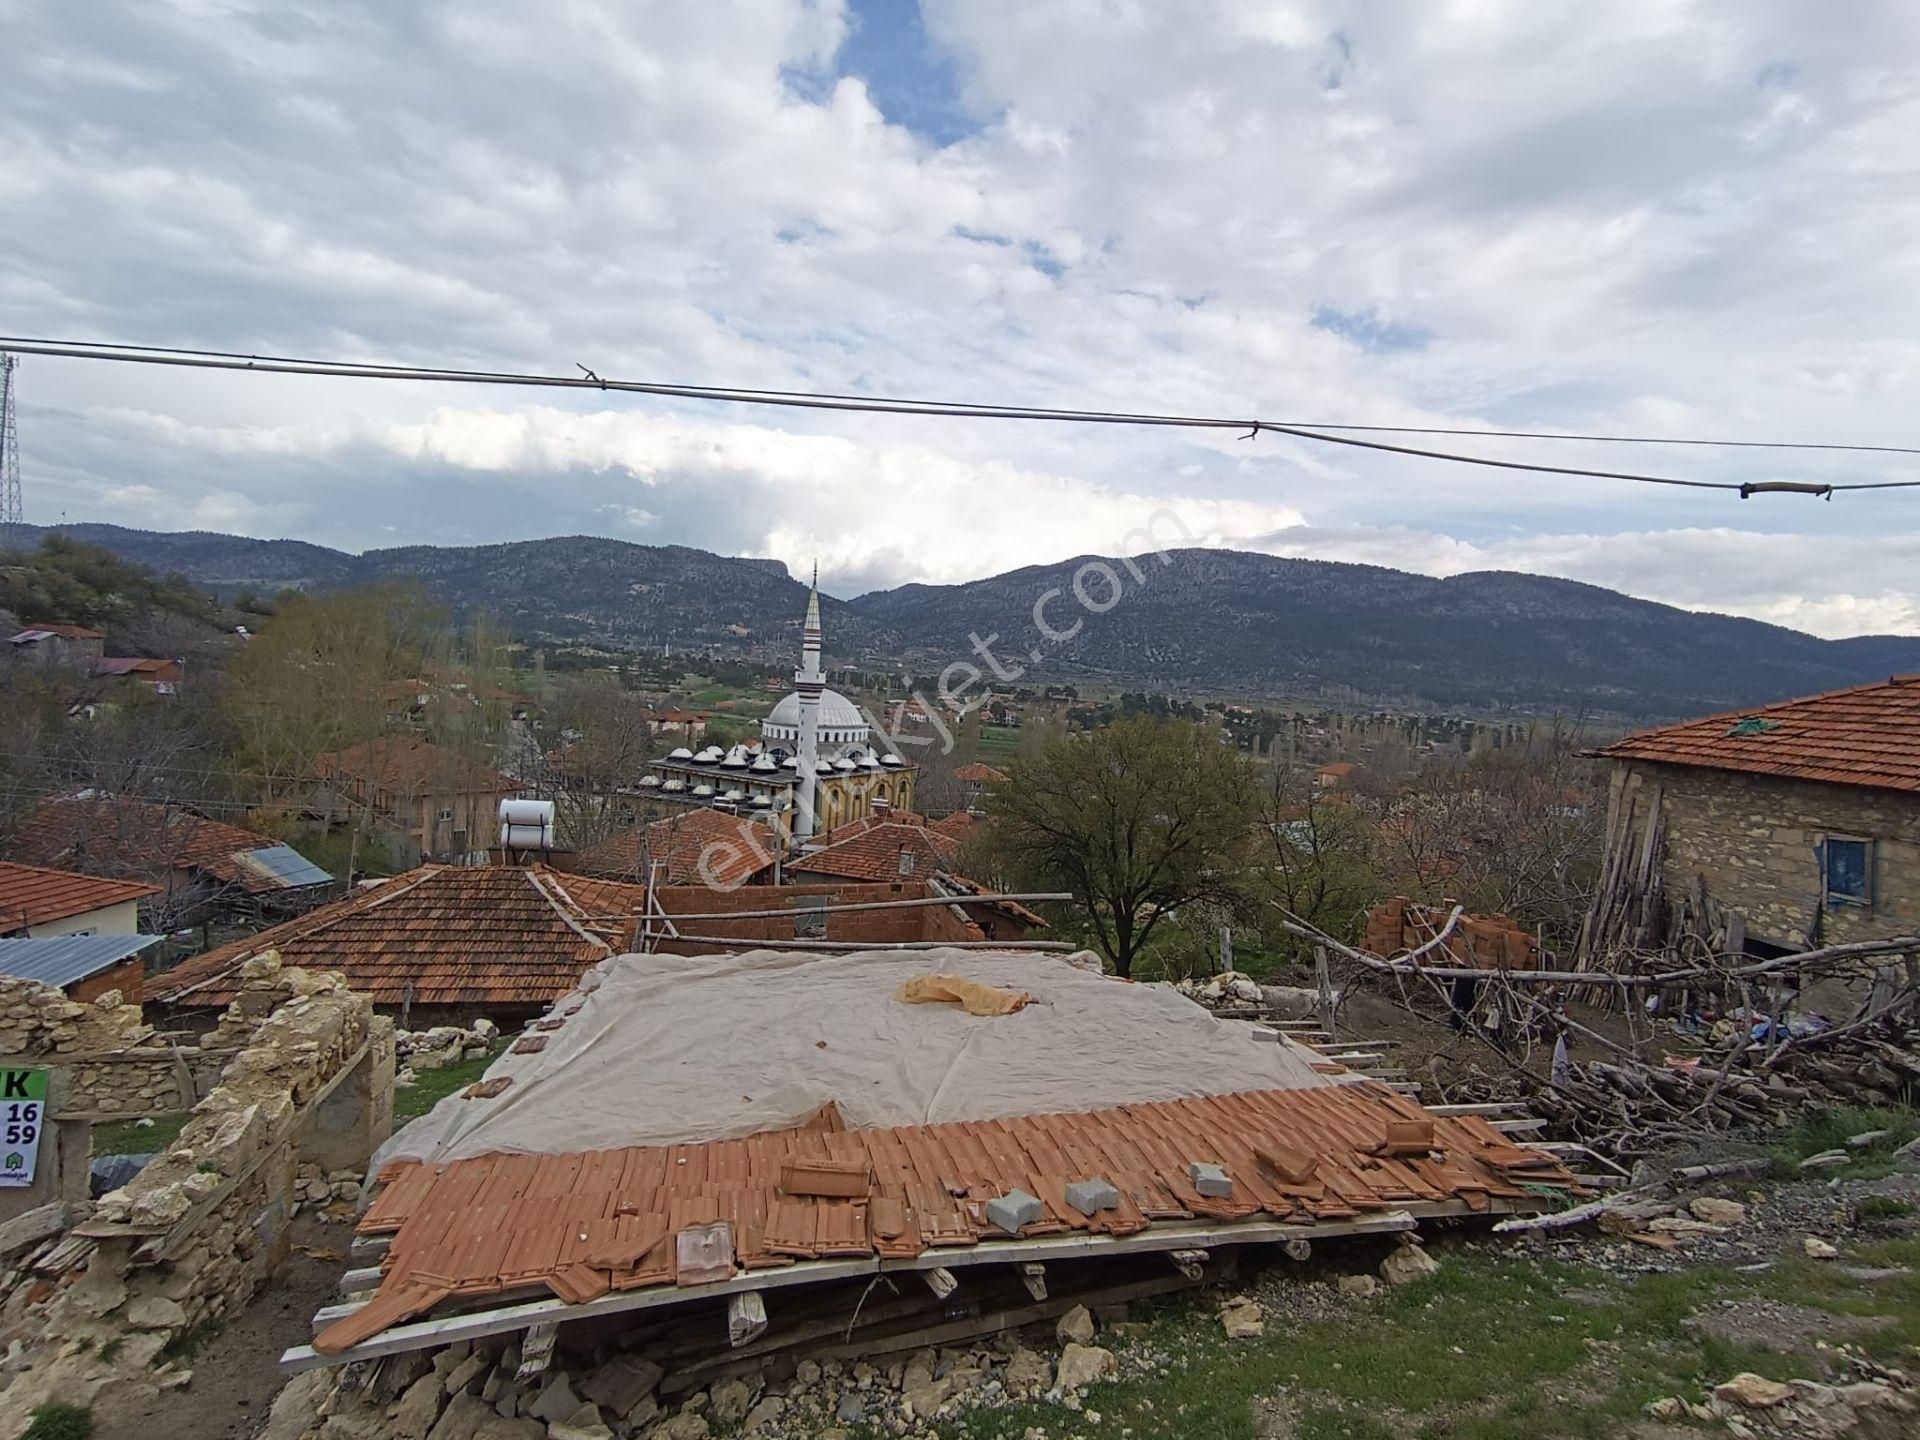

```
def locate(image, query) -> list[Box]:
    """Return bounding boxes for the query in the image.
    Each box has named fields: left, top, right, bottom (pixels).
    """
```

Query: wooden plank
left=287, top=1257, right=886, bottom=1370
left=292, top=1209, right=1444, bottom=1369
left=1425, top=1103, right=1526, bottom=1117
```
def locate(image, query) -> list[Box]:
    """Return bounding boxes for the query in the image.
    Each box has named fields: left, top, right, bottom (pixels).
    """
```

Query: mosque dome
left=763, top=688, right=868, bottom=734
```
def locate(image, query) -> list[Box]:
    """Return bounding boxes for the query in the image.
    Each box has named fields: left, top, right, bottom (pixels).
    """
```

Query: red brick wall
left=68, top=955, right=146, bottom=1005
left=649, top=881, right=987, bottom=954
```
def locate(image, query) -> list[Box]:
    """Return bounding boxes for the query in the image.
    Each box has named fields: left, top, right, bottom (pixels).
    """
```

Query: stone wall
left=0, top=976, right=236, bottom=1125
left=0, top=957, right=395, bottom=1437
left=1623, top=761, right=1920, bottom=949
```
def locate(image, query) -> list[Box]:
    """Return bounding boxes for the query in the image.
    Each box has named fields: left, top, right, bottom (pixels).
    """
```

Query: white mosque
left=638, top=570, right=915, bottom=841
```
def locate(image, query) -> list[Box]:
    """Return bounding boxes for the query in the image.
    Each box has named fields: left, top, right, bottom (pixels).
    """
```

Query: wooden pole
left=1314, top=944, right=1334, bottom=1038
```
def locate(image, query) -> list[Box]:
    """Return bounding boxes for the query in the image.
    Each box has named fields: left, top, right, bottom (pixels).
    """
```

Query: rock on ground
left=1221, top=1296, right=1266, bottom=1339
left=1054, top=1343, right=1118, bottom=1393
left=1714, top=1373, right=1795, bottom=1409
left=1381, top=1241, right=1442, bottom=1286
left=1056, top=1303, right=1096, bottom=1345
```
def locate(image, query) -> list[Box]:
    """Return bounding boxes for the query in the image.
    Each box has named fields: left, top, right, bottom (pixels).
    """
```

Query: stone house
left=1585, top=674, right=1920, bottom=956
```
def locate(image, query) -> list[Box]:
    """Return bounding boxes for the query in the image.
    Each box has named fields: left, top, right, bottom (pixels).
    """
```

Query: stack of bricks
left=1364, top=897, right=1542, bottom=970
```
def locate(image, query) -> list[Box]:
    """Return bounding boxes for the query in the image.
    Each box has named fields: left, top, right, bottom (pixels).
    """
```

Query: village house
left=952, top=760, right=1009, bottom=813
left=1586, top=674, right=1920, bottom=956
left=1315, top=760, right=1361, bottom=792
left=638, top=707, right=710, bottom=740
left=315, top=734, right=529, bottom=866
left=6, top=793, right=332, bottom=931
left=573, top=807, right=780, bottom=887
left=0, top=861, right=158, bottom=940
left=145, top=862, right=648, bottom=1026
left=786, top=813, right=963, bottom=884
left=6, top=622, right=105, bottom=666
left=88, top=655, right=184, bottom=693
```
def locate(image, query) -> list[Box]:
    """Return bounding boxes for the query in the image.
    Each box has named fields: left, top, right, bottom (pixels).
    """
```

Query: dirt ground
left=91, top=1214, right=348, bottom=1440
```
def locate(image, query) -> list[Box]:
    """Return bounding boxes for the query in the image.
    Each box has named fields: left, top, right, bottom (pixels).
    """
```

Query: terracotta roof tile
left=146, top=864, right=645, bottom=1008
left=929, top=811, right=980, bottom=842
left=0, top=861, right=160, bottom=932
left=1590, top=674, right=1920, bottom=792
left=790, top=822, right=961, bottom=883
left=578, top=809, right=777, bottom=887
left=7, top=795, right=320, bottom=896
left=323, top=1084, right=1579, bottom=1352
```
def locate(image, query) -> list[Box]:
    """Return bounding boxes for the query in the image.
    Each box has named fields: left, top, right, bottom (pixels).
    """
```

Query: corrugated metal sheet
left=0, top=933, right=161, bottom=988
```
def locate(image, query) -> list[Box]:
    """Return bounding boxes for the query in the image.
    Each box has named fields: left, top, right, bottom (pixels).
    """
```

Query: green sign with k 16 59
left=0, top=1069, right=49, bottom=1188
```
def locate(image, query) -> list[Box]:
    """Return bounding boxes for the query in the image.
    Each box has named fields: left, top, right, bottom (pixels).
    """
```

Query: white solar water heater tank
left=498, top=798, right=556, bottom=850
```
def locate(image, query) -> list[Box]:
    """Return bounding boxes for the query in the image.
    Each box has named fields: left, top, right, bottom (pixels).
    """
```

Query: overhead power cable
left=4, top=336, right=1918, bottom=497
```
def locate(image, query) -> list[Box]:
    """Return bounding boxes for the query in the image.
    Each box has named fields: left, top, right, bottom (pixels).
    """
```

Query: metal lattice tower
left=0, top=353, right=22, bottom=552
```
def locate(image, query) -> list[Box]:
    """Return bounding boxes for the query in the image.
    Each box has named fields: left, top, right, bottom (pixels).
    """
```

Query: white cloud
left=2, top=1, right=1919, bottom=636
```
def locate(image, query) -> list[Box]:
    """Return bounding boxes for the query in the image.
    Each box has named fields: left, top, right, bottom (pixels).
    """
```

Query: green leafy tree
left=990, top=716, right=1257, bottom=977
left=1254, top=761, right=1381, bottom=952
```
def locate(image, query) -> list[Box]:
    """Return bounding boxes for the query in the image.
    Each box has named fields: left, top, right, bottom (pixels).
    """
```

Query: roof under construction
left=289, top=948, right=1581, bottom=1369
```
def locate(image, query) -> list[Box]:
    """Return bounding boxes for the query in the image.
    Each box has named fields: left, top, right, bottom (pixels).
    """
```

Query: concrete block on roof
left=986, top=1187, right=1043, bottom=1234
left=1189, top=1161, right=1233, bottom=1198
left=1064, top=1178, right=1120, bottom=1216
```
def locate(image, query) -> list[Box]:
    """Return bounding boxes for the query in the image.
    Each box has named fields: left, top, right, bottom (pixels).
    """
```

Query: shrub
left=22, top=1404, right=93, bottom=1440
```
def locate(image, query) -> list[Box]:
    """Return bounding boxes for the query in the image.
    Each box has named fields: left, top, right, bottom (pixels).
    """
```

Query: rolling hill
left=16, top=524, right=1919, bottom=719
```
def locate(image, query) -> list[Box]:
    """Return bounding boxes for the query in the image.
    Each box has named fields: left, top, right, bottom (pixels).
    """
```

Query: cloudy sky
left=5, top=1, right=1919, bottom=634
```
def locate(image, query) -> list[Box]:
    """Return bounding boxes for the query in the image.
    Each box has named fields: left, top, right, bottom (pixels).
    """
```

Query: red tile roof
left=0, top=861, right=160, bottom=933
left=13, top=622, right=104, bottom=641
left=821, top=811, right=932, bottom=843
left=1589, top=674, right=1920, bottom=793
left=952, top=763, right=1009, bottom=784
left=320, top=1083, right=1577, bottom=1354
left=790, top=822, right=961, bottom=883
left=146, top=864, right=646, bottom=1008
left=91, top=657, right=182, bottom=680
left=929, top=811, right=980, bottom=842
left=578, top=810, right=778, bottom=888
left=6, top=796, right=311, bottom=895
left=316, top=735, right=525, bottom=797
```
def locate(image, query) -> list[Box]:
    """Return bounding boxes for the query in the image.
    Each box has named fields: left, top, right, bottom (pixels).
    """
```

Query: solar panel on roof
left=235, top=844, right=333, bottom=888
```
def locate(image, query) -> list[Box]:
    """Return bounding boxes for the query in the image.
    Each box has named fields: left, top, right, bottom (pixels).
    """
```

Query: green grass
left=920, top=1231, right=1920, bottom=1440
left=1857, top=1195, right=1915, bottom=1220
left=91, top=1112, right=191, bottom=1157
left=1769, top=1105, right=1920, bottom=1180
left=22, top=1403, right=92, bottom=1440
left=394, top=1041, right=509, bottom=1121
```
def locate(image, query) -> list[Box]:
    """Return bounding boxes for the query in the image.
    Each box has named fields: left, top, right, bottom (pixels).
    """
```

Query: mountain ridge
left=15, top=523, right=1919, bottom=720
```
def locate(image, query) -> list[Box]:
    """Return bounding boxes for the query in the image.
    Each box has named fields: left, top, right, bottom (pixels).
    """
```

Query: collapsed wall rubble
left=0, top=954, right=394, bottom=1436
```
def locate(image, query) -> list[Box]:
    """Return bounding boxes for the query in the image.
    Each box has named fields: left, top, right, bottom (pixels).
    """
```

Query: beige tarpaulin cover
left=380, top=948, right=1344, bottom=1167
left=893, top=972, right=1034, bottom=1015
